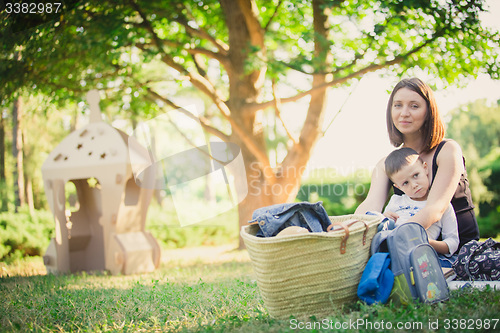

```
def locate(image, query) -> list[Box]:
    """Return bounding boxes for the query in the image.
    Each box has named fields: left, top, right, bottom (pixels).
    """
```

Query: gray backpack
left=371, top=222, right=449, bottom=304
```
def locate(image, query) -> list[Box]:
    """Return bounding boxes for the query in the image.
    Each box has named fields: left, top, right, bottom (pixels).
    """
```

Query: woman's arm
left=355, top=157, right=392, bottom=214
left=410, top=140, right=464, bottom=229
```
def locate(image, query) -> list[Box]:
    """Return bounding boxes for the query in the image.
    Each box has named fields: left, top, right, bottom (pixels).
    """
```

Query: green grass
left=1, top=250, right=500, bottom=333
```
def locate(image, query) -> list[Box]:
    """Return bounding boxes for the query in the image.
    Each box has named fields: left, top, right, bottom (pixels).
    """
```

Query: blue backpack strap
left=371, top=230, right=391, bottom=255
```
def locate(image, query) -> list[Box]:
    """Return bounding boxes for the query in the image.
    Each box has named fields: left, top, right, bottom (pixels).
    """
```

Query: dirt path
left=161, top=243, right=250, bottom=266
left=1, top=244, right=250, bottom=277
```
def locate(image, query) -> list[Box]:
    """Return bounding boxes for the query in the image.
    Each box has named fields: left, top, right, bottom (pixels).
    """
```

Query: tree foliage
left=447, top=99, right=500, bottom=203
left=476, top=147, right=500, bottom=238
left=447, top=99, right=500, bottom=237
left=1, top=0, right=499, bottom=245
left=447, top=98, right=500, bottom=159
left=2, top=0, right=498, bottom=113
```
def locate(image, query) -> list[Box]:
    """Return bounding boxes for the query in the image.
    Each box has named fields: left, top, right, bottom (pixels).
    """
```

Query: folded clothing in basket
left=249, top=202, right=331, bottom=237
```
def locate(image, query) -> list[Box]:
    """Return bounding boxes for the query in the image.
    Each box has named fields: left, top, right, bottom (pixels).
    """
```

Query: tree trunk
left=25, top=175, right=35, bottom=215
left=70, top=104, right=80, bottom=132
left=22, top=122, right=35, bottom=214
left=0, top=115, right=7, bottom=211
left=220, top=0, right=271, bottom=248
left=233, top=0, right=333, bottom=248
left=12, top=97, right=25, bottom=211
left=131, top=0, right=330, bottom=249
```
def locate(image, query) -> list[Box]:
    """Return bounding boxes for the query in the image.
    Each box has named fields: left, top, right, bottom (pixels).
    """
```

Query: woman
left=355, top=77, right=479, bottom=252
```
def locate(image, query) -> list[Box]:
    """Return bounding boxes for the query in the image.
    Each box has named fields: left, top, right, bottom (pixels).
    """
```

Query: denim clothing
left=249, top=202, right=331, bottom=237
left=438, top=254, right=458, bottom=268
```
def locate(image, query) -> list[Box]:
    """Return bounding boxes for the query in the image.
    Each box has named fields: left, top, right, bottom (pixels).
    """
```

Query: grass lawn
left=1, top=244, right=499, bottom=332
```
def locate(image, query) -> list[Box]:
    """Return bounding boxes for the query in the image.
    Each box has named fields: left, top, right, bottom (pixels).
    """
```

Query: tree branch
left=153, top=58, right=270, bottom=167
left=187, top=47, right=230, bottom=67
left=191, top=53, right=207, bottom=78
left=263, top=0, right=283, bottom=32
left=172, top=8, right=229, bottom=55
left=163, top=112, right=230, bottom=166
left=331, top=36, right=377, bottom=74
left=136, top=41, right=229, bottom=67
left=147, top=52, right=270, bottom=167
left=131, top=11, right=232, bottom=121
left=237, top=0, right=265, bottom=47
left=145, top=88, right=231, bottom=142
left=157, top=55, right=267, bottom=164
left=130, top=0, right=269, bottom=168
left=244, top=27, right=447, bottom=114
left=272, top=80, right=297, bottom=145
left=132, top=2, right=229, bottom=56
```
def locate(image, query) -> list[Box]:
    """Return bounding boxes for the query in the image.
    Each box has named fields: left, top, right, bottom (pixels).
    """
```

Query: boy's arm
left=383, top=211, right=399, bottom=221
left=428, top=239, right=451, bottom=255
left=383, top=195, right=398, bottom=213
left=438, top=204, right=460, bottom=256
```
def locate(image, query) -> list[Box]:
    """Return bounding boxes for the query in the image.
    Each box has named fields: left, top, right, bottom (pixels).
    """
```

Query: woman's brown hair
left=386, top=78, right=445, bottom=153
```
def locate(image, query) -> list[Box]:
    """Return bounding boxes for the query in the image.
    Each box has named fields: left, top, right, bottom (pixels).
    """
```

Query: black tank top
left=392, top=140, right=475, bottom=213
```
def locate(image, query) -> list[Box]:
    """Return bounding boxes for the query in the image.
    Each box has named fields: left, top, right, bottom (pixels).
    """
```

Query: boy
left=384, top=147, right=459, bottom=267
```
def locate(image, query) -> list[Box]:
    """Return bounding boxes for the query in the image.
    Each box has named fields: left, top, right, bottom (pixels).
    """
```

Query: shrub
left=477, top=210, right=500, bottom=238
left=296, top=179, right=371, bottom=216
left=0, top=202, right=239, bottom=263
left=145, top=203, right=239, bottom=249
left=477, top=148, right=500, bottom=238
left=0, top=208, right=54, bottom=261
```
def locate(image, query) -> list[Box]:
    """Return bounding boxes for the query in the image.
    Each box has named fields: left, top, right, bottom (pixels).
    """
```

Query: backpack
left=369, top=222, right=449, bottom=304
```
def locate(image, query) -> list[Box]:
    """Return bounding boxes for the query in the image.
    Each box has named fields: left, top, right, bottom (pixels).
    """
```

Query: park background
left=1, top=0, right=500, bottom=260
left=1, top=1, right=500, bottom=331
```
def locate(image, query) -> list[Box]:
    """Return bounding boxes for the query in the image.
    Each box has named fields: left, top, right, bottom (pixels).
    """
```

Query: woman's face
left=391, top=87, right=428, bottom=137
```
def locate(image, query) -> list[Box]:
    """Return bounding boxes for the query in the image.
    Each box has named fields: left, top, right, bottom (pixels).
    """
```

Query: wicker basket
left=241, top=214, right=382, bottom=319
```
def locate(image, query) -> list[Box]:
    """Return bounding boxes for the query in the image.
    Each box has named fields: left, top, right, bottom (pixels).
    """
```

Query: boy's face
left=391, top=158, right=430, bottom=201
